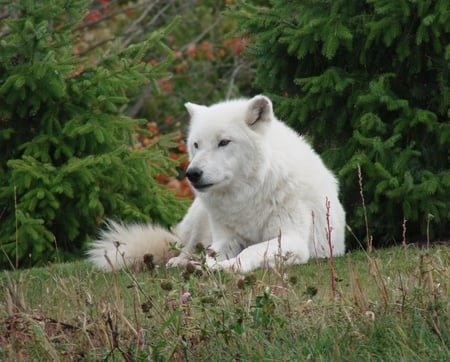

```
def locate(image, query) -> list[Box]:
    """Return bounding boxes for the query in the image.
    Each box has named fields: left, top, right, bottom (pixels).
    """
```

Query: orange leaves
left=84, top=10, right=103, bottom=23
left=157, top=78, right=173, bottom=93
left=83, top=0, right=109, bottom=23
left=223, top=38, right=250, bottom=56
left=69, top=65, right=85, bottom=77
left=186, top=43, right=197, bottom=57
left=174, top=60, right=188, bottom=74
left=217, top=48, right=226, bottom=57
left=166, top=177, right=192, bottom=198
left=135, top=122, right=193, bottom=199
left=177, top=142, right=187, bottom=154
left=172, top=38, right=249, bottom=76
left=146, top=121, right=158, bottom=135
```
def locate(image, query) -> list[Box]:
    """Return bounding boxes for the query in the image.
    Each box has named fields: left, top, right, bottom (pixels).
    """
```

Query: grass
left=0, top=245, right=449, bottom=361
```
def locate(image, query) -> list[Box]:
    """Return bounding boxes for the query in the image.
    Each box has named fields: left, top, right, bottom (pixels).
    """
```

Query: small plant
left=325, top=197, right=337, bottom=297
left=251, top=286, right=280, bottom=333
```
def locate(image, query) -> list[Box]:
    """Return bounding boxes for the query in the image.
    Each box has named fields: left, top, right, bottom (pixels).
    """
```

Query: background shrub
left=0, top=0, right=188, bottom=268
left=235, top=0, right=450, bottom=247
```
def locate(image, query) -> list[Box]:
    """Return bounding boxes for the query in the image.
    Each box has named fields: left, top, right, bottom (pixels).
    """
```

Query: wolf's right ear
left=185, top=102, right=207, bottom=118
left=246, top=95, right=273, bottom=128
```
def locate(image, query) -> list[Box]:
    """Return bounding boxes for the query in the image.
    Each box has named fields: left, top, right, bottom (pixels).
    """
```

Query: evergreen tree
left=235, top=0, right=450, bottom=246
left=0, top=0, right=187, bottom=268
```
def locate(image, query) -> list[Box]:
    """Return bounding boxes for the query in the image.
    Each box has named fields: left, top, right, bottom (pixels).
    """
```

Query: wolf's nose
left=186, top=167, right=203, bottom=183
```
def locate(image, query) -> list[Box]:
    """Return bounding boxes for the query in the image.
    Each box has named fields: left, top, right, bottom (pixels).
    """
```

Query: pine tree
left=235, top=0, right=450, bottom=246
left=0, top=0, right=187, bottom=268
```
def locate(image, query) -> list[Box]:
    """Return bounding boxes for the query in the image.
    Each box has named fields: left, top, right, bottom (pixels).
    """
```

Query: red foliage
left=84, top=10, right=103, bottom=22
left=223, top=38, right=250, bottom=56
left=135, top=122, right=193, bottom=199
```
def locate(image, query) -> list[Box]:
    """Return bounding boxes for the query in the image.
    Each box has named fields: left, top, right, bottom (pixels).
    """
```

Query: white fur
left=87, top=95, right=345, bottom=272
left=87, top=221, right=179, bottom=270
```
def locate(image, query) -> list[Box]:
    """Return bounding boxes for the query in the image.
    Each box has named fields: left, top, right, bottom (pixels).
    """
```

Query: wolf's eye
left=193, top=142, right=199, bottom=149
left=218, top=139, right=231, bottom=147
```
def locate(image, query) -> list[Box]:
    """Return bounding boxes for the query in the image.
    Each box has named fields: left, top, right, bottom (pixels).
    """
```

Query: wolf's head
left=184, top=95, right=274, bottom=193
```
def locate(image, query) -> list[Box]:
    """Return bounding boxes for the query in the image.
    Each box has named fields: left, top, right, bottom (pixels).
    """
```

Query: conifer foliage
left=0, top=0, right=186, bottom=268
left=236, top=0, right=450, bottom=246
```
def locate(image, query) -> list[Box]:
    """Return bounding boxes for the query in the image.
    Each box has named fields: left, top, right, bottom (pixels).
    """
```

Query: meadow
left=1, top=244, right=448, bottom=361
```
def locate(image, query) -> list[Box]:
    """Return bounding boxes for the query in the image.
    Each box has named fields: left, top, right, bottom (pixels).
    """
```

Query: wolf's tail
left=87, top=221, right=180, bottom=270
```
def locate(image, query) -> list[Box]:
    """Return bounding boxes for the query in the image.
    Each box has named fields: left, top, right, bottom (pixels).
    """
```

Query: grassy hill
left=1, top=245, right=448, bottom=361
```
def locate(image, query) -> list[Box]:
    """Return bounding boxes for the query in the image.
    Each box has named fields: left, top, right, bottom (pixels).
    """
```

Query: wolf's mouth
left=192, top=183, right=214, bottom=191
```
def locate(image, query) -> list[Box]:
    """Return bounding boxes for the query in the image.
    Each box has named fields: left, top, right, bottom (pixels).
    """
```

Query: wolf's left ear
left=246, top=95, right=273, bottom=127
left=185, top=102, right=207, bottom=118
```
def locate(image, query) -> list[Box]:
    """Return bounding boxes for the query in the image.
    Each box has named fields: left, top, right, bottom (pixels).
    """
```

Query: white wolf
left=88, top=95, right=346, bottom=272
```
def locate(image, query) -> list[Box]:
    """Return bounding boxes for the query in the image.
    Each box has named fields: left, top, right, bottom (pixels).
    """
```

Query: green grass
left=1, top=245, right=449, bottom=361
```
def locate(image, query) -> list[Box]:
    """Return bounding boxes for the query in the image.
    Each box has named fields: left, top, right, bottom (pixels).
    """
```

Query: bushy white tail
left=87, top=221, right=179, bottom=270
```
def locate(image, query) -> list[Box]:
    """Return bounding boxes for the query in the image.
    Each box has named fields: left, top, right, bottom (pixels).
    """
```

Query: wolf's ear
left=185, top=102, right=207, bottom=118
left=246, top=95, right=273, bottom=127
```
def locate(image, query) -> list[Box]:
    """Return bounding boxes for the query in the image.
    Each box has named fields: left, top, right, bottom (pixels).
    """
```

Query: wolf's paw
left=206, top=257, right=241, bottom=272
left=205, top=256, right=220, bottom=270
left=166, top=255, right=189, bottom=268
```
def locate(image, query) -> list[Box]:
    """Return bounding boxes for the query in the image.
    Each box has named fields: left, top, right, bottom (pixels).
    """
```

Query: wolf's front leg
left=209, top=233, right=310, bottom=273
left=167, top=198, right=212, bottom=268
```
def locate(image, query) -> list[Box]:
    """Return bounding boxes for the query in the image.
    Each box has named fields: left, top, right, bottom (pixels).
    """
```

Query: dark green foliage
left=235, top=0, right=450, bottom=246
left=0, top=0, right=187, bottom=268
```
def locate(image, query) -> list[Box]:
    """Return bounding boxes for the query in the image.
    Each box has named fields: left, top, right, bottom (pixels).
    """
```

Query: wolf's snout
left=186, top=167, right=203, bottom=183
